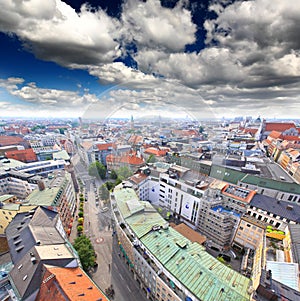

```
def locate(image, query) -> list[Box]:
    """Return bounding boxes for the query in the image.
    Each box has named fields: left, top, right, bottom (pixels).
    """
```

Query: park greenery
left=73, top=235, right=96, bottom=271
left=88, top=161, right=106, bottom=179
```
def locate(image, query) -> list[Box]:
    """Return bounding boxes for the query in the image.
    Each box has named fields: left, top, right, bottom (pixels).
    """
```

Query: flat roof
left=173, top=223, right=206, bottom=245
left=26, top=187, right=60, bottom=206
left=266, top=261, right=299, bottom=291
left=36, top=244, right=73, bottom=260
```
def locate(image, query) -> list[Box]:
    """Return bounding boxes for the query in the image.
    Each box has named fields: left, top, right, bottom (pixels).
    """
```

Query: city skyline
left=0, top=0, right=300, bottom=120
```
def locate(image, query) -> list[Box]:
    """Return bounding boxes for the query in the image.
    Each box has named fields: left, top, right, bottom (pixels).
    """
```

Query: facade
left=0, top=170, right=40, bottom=199
left=15, top=159, right=66, bottom=177
left=233, top=216, right=266, bottom=251
left=197, top=195, right=236, bottom=251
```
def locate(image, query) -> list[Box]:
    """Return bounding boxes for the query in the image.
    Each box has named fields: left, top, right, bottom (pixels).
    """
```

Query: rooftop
left=250, top=194, right=300, bottom=223
left=114, top=186, right=251, bottom=301
left=266, top=261, right=299, bottom=291
left=37, top=265, right=109, bottom=301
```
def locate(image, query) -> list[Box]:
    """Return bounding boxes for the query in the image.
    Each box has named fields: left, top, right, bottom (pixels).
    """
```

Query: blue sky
left=0, top=0, right=299, bottom=120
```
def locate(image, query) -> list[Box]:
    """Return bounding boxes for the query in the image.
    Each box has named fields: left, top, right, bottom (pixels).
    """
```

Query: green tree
left=105, top=181, right=115, bottom=191
left=199, top=126, right=204, bottom=133
left=116, top=166, right=133, bottom=180
left=146, top=154, right=157, bottom=163
left=88, top=161, right=106, bottom=179
left=73, top=235, right=95, bottom=271
left=99, top=184, right=109, bottom=200
left=110, top=170, right=118, bottom=180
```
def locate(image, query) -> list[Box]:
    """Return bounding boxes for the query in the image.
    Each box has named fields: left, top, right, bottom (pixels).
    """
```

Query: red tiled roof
left=0, top=135, right=25, bottom=147
left=244, top=128, right=258, bottom=135
left=96, top=143, right=116, bottom=151
left=5, top=148, right=37, bottom=163
left=128, top=135, right=143, bottom=144
left=172, top=130, right=199, bottom=137
left=279, top=135, right=300, bottom=142
left=265, top=122, right=296, bottom=132
left=144, top=147, right=170, bottom=156
left=268, top=131, right=282, bottom=139
left=106, top=153, right=144, bottom=165
left=36, top=266, right=109, bottom=301
left=129, top=172, right=148, bottom=184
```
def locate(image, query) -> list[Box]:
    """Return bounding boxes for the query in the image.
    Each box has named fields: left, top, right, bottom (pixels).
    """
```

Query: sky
left=0, top=0, right=300, bottom=121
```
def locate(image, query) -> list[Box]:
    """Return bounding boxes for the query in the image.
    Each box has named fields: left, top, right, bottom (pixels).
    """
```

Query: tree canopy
left=73, top=235, right=95, bottom=271
left=115, top=166, right=133, bottom=180
left=88, top=161, right=106, bottom=179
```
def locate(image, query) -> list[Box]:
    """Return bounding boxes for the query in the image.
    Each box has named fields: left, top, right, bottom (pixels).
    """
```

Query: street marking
left=119, top=274, right=124, bottom=281
left=127, top=285, right=132, bottom=293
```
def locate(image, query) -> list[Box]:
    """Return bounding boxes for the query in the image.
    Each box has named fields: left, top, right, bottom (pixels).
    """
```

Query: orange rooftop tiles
left=37, top=266, right=109, bottom=301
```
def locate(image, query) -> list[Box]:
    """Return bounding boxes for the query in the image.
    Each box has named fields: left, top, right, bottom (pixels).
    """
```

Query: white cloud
left=0, top=0, right=121, bottom=66
left=121, top=0, right=196, bottom=52
left=0, top=77, right=99, bottom=110
left=0, top=0, right=300, bottom=118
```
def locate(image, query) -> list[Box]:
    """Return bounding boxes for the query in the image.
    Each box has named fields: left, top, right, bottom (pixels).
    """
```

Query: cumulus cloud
left=121, top=0, right=196, bottom=52
left=0, top=0, right=121, bottom=66
left=0, top=77, right=99, bottom=110
left=1, top=0, right=300, bottom=118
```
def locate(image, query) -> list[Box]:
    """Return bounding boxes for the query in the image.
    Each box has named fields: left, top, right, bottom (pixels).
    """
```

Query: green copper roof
left=26, top=187, right=60, bottom=206
left=210, top=165, right=300, bottom=194
left=114, top=186, right=251, bottom=301
left=53, top=150, right=70, bottom=161
left=141, top=227, right=250, bottom=301
left=241, top=174, right=300, bottom=194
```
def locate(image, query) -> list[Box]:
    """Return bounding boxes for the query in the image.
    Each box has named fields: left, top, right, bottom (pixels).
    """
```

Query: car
left=100, top=207, right=109, bottom=212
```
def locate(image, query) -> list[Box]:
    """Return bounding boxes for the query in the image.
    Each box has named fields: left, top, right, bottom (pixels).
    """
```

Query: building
left=5, top=148, right=37, bottom=163
left=26, top=170, right=77, bottom=233
left=233, top=216, right=266, bottom=251
left=197, top=194, right=237, bottom=251
left=247, top=194, right=300, bottom=230
left=0, top=194, right=36, bottom=236
left=106, top=152, right=145, bottom=172
left=14, top=159, right=67, bottom=177
left=36, top=265, right=109, bottom=301
left=3, top=206, right=108, bottom=301
left=0, top=170, right=40, bottom=199
left=111, top=185, right=252, bottom=301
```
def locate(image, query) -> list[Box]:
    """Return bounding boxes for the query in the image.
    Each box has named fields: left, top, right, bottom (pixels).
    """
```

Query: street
left=71, top=154, right=148, bottom=301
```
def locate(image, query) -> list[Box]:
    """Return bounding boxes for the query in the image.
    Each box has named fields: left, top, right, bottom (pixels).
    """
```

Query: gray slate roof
left=6, top=207, right=64, bottom=264
left=250, top=194, right=300, bottom=223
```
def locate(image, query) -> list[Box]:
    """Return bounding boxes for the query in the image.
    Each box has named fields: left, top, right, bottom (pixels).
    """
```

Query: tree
left=116, top=166, right=133, bottom=180
left=88, top=161, right=106, bottom=179
left=99, top=184, right=109, bottom=200
left=110, top=170, right=118, bottom=180
left=73, top=235, right=95, bottom=271
left=146, top=154, right=157, bottom=163
left=105, top=181, right=115, bottom=191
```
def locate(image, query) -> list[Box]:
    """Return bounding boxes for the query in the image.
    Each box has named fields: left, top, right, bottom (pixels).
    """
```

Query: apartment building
left=26, top=170, right=77, bottom=233
left=233, top=216, right=266, bottom=251
left=197, top=195, right=236, bottom=251
left=111, top=185, right=252, bottom=301
left=0, top=170, right=40, bottom=199
left=247, top=194, right=300, bottom=231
